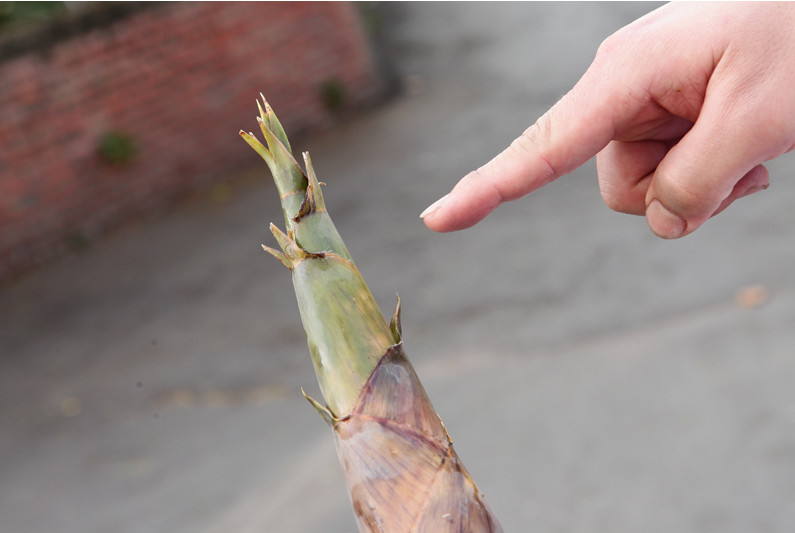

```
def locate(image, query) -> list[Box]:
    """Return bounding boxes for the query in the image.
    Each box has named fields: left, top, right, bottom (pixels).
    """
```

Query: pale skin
left=421, top=2, right=795, bottom=239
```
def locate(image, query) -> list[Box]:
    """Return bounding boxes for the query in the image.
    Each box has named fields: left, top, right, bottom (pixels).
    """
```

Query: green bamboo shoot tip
left=258, top=94, right=291, bottom=152
left=239, top=131, right=273, bottom=166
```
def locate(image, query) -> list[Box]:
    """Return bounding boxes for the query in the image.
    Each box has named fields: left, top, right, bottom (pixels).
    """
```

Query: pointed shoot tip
left=302, top=388, right=338, bottom=427
left=390, top=293, right=403, bottom=343
left=261, top=244, right=293, bottom=270
left=258, top=93, right=274, bottom=115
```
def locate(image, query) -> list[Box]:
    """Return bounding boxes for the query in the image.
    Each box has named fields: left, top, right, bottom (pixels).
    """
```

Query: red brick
left=0, top=1, right=381, bottom=280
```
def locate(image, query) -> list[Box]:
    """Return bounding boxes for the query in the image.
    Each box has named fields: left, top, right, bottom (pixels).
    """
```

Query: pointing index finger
left=421, top=81, right=617, bottom=232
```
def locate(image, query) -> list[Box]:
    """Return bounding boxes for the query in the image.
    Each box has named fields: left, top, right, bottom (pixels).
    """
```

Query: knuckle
left=596, top=151, right=647, bottom=215
left=531, top=113, right=554, bottom=147
left=654, top=171, right=714, bottom=217
left=594, top=21, right=649, bottom=72
left=595, top=33, right=621, bottom=62
left=511, top=121, right=544, bottom=155
left=600, top=185, right=642, bottom=215
left=507, top=117, right=556, bottom=180
left=594, top=25, right=635, bottom=65
left=600, top=188, right=627, bottom=212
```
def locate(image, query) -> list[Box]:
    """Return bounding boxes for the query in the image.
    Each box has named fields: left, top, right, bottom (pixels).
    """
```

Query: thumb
left=421, top=79, right=616, bottom=232
left=645, top=100, right=772, bottom=239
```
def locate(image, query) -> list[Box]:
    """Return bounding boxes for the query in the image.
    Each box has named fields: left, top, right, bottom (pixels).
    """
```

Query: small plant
left=97, top=130, right=137, bottom=164
left=0, top=1, right=67, bottom=33
left=66, top=231, right=90, bottom=252
left=319, top=78, right=346, bottom=112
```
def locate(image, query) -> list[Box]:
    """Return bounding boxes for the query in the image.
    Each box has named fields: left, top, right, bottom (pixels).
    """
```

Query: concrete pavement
left=2, top=3, right=795, bottom=532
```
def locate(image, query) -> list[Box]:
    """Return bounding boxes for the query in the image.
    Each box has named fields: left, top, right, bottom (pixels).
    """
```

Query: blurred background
left=1, top=2, right=794, bottom=532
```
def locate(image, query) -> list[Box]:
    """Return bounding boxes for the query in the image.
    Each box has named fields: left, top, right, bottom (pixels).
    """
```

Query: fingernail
left=740, top=183, right=769, bottom=199
left=420, top=194, right=449, bottom=219
left=646, top=199, right=686, bottom=239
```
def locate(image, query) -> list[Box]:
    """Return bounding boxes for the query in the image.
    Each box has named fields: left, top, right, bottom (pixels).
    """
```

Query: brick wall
left=0, top=2, right=383, bottom=281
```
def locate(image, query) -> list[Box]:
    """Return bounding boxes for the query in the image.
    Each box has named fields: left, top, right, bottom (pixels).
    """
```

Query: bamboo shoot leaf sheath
left=240, top=99, right=502, bottom=532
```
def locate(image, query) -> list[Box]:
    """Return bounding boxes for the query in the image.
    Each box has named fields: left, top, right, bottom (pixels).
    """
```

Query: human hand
left=420, top=2, right=795, bottom=238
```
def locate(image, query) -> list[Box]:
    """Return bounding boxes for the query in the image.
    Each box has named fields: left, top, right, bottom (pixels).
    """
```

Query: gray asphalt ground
left=2, top=3, right=795, bottom=532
